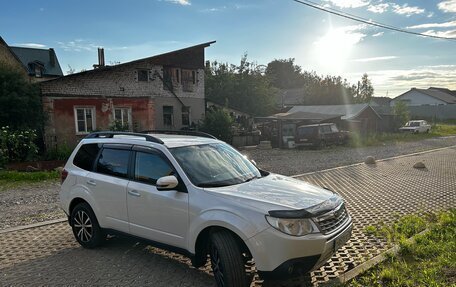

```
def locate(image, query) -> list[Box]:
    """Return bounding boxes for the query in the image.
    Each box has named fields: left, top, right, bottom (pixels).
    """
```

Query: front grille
left=314, top=204, right=349, bottom=234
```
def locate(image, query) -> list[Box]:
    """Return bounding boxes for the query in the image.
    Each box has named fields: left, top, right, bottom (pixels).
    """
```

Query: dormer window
left=35, top=66, right=42, bottom=78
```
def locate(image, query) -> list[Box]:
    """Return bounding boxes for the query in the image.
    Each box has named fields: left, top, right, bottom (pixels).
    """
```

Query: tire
left=210, top=230, right=249, bottom=287
left=70, top=202, right=105, bottom=248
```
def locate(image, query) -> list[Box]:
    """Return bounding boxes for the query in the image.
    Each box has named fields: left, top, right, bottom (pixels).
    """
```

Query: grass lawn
left=0, top=170, right=59, bottom=191
left=349, top=124, right=456, bottom=147
left=346, top=209, right=456, bottom=287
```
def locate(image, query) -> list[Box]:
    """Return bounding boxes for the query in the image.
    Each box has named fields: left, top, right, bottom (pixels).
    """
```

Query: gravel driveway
left=1, top=135, right=455, bottom=230
left=243, top=136, right=456, bottom=176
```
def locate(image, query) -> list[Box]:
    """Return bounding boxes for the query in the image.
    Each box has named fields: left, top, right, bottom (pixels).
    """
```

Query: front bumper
left=247, top=216, right=352, bottom=279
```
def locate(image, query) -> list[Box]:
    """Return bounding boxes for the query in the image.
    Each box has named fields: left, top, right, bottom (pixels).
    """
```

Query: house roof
left=267, top=111, right=341, bottom=121
left=44, top=40, right=216, bottom=82
left=395, top=88, right=456, bottom=104
left=288, top=104, right=381, bottom=120
left=369, top=96, right=391, bottom=106
left=9, top=46, right=63, bottom=76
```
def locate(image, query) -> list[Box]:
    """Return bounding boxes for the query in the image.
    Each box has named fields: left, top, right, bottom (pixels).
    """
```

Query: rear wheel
left=210, top=230, right=249, bottom=287
left=70, top=202, right=105, bottom=248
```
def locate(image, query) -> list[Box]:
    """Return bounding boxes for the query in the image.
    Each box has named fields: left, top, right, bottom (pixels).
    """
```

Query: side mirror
left=156, top=175, right=179, bottom=190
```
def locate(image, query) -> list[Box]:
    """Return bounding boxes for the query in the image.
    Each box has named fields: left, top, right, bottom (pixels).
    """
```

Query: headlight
left=265, top=216, right=315, bottom=236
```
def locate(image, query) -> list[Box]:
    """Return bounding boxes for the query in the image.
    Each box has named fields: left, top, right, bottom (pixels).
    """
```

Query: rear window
left=96, top=148, right=130, bottom=178
left=73, top=143, right=101, bottom=171
left=298, top=126, right=317, bottom=136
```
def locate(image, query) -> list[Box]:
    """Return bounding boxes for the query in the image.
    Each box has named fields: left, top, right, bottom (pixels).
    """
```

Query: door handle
left=128, top=190, right=141, bottom=197
left=87, top=180, right=97, bottom=186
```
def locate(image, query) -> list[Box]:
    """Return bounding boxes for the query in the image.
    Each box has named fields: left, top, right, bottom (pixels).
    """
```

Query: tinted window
left=298, top=126, right=317, bottom=136
left=134, top=152, right=174, bottom=185
left=73, top=143, right=101, bottom=171
left=96, top=148, right=130, bottom=178
left=320, top=125, right=331, bottom=133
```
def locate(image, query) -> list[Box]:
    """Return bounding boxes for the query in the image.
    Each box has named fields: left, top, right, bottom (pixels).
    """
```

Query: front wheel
left=210, top=230, right=249, bottom=287
left=70, top=202, right=105, bottom=248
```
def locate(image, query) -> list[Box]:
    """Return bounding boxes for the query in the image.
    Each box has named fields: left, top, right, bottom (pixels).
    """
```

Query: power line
left=291, top=0, right=456, bottom=41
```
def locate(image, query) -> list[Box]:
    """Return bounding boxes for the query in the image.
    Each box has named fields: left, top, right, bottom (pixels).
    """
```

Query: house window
left=114, top=107, right=132, bottom=130
left=182, top=70, right=196, bottom=92
left=182, top=106, right=190, bottom=126
left=137, top=69, right=149, bottom=82
left=163, top=106, right=174, bottom=127
left=35, top=66, right=42, bottom=78
left=175, top=69, right=180, bottom=83
left=74, top=107, right=95, bottom=134
left=163, top=67, right=173, bottom=90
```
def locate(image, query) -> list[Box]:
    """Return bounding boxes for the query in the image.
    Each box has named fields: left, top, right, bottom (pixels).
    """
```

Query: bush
left=201, top=107, right=233, bottom=143
left=45, top=144, right=73, bottom=161
left=0, top=126, right=38, bottom=165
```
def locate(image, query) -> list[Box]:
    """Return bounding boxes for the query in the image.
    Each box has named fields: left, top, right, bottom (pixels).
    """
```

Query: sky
left=1, top=0, right=456, bottom=98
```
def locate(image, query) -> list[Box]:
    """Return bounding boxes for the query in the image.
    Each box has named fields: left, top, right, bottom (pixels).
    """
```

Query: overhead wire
left=291, top=0, right=456, bottom=41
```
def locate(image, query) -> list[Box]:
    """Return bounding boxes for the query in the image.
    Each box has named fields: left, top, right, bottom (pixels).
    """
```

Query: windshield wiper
left=243, top=176, right=259, bottom=183
left=197, top=182, right=233, bottom=188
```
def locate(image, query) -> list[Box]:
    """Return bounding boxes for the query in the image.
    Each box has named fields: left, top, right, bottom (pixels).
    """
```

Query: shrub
left=200, top=107, right=234, bottom=143
left=0, top=126, right=38, bottom=165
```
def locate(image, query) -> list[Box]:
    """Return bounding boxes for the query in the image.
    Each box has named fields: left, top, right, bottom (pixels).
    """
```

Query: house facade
left=0, top=36, right=63, bottom=82
left=390, top=87, right=456, bottom=106
left=40, top=41, right=215, bottom=148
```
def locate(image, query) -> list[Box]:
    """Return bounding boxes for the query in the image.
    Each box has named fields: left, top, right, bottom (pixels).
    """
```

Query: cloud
left=57, top=39, right=128, bottom=52
left=346, top=65, right=456, bottom=97
left=200, top=6, right=227, bottom=13
left=367, top=3, right=389, bottom=13
left=354, top=56, right=397, bottom=62
left=427, top=12, right=434, bottom=18
left=422, top=29, right=456, bottom=38
left=322, top=0, right=370, bottom=8
left=165, top=0, right=190, bottom=5
left=392, top=3, right=425, bottom=16
left=438, top=0, right=456, bottom=13
left=372, top=31, right=384, bottom=37
left=14, top=43, right=47, bottom=48
left=407, top=20, right=456, bottom=29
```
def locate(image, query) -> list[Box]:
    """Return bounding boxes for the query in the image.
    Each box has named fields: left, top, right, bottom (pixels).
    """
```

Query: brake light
left=61, top=169, right=68, bottom=184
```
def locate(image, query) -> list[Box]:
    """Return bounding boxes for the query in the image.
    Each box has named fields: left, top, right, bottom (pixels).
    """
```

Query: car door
left=127, top=146, right=189, bottom=249
left=86, top=144, right=131, bottom=233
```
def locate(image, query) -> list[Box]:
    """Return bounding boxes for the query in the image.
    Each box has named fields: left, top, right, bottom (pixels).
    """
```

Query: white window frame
left=113, top=107, right=132, bottom=130
left=74, top=107, right=96, bottom=135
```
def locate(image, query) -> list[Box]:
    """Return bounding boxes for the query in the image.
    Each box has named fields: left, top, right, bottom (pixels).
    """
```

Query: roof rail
left=141, top=130, right=217, bottom=139
left=84, top=131, right=164, bottom=144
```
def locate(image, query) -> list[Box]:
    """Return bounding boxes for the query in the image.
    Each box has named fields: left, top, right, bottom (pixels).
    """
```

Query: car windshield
left=170, top=143, right=261, bottom=187
left=406, top=121, right=420, bottom=127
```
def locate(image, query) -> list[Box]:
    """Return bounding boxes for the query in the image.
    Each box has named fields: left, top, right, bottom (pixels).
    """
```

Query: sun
left=313, top=26, right=365, bottom=73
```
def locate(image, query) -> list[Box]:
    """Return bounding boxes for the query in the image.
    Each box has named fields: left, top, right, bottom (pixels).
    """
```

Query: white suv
left=60, top=131, right=352, bottom=286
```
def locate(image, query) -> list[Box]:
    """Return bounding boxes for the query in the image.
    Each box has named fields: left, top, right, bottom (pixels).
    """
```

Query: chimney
left=93, top=47, right=105, bottom=68
left=49, top=48, right=56, bottom=67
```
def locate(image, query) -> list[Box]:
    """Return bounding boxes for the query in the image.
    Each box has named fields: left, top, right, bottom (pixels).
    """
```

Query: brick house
left=40, top=41, right=215, bottom=148
left=0, top=36, right=63, bottom=82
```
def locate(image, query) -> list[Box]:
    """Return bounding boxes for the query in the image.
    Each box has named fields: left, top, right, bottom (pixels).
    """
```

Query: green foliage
left=109, top=120, right=131, bottom=131
left=355, top=73, right=374, bottom=103
left=266, top=58, right=303, bottom=89
left=347, top=209, right=456, bottom=287
left=205, top=54, right=277, bottom=116
left=201, top=107, right=233, bottom=143
left=393, top=101, right=410, bottom=127
left=0, top=65, right=44, bottom=130
left=0, top=170, right=59, bottom=191
left=45, top=144, right=73, bottom=161
left=0, top=126, right=38, bottom=165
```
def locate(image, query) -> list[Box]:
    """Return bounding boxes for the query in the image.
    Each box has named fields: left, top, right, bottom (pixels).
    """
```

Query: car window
left=73, top=143, right=101, bottom=171
left=331, top=124, right=339, bottom=132
left=96, top=148, right=130, bottom=178
left=134, top=152, right=174, bottom=185
left=320, top=125, right=331, bottom=133
left=298, top=126, right=316, bottom=136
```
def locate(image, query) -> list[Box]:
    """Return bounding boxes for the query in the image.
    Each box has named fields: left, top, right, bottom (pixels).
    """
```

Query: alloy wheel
left=73, top=210, right=93, bottom=242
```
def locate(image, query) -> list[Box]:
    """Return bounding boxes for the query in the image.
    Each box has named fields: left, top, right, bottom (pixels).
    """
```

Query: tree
left=356, top=73, right=374, bottom=103
left=393, top=101, right=410, bottom=128
left=205, top=54, right=277, bottom=116
left=266, top=58, right=303, bottom=89
left=0, top=64, right=44, bottom=130
left=201, top=107, right=233, bottom=142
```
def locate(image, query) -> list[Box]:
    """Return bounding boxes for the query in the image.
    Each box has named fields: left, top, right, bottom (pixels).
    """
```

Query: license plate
left=334, top=226, right=352, bottom=252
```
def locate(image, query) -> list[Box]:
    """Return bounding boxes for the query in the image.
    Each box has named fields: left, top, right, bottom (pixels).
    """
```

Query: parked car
left=60, top=131, right=352, bottom=287
left=399, top=120, right=431, bottom=133
left=295, top=123, right=349, bottom=148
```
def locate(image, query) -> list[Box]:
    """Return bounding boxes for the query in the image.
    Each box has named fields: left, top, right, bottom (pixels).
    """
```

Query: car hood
left=203, top=173, right=336, bottom=212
